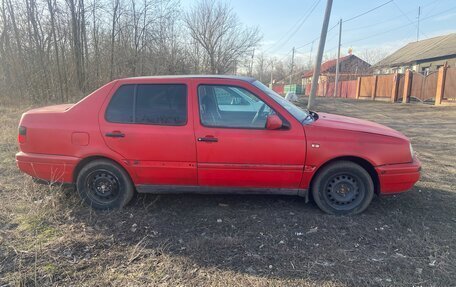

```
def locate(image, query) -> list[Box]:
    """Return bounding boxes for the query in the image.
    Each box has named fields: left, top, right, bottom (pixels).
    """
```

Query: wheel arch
left=310, top=156, right=380, bottom=195
left=73, top=155, right=135, bottom=184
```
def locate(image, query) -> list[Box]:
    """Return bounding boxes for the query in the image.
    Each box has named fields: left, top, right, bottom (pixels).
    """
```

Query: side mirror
left=266, top=114, right=283, bottom=130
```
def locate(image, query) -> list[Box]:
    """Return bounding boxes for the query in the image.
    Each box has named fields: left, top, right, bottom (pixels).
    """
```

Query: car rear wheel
left=76, top=159, right=134, bottom=210
left=311, top=161, right=374, bottom=215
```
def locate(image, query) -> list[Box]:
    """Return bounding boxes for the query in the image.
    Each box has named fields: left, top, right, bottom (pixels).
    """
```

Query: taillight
left=18, top=126, right=27, bottom=143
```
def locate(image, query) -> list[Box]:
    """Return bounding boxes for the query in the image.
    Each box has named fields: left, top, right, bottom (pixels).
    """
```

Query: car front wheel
left=311, top=161, right=374, bottom=215
left=76, top=159, right=134, bottom=210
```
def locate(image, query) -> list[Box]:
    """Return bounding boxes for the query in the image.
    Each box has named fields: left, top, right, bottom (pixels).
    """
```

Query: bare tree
left=91, top=0, right=101, bottom=85
left=47, top=0, right=64, bottom=101
left=67, top=0, right=84, bottom=90
left=254, top=52, right=267, bottom=81
left=360, top=48, right=389, bottom=65
left=25, top=0, right=51, bottom=101
left=109, top=0, right=120, bottom=80
left=0, top=0, right=260, bottom=104
left=184, top=0, right=261, bottom=74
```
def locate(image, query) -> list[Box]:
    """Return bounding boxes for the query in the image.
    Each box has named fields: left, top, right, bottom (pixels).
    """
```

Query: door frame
left=191, top=78, right=307, bottom=188
left=98, top=78, right=197, bottom=185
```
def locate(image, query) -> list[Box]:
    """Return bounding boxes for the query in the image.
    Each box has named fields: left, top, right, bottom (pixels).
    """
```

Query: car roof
left=121, top=75, right=256, bottom=82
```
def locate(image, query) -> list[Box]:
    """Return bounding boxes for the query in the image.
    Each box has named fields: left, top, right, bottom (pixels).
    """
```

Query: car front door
left=99, top=79, right=197, bottom=186
left=193, top=79, right=306, bottom=189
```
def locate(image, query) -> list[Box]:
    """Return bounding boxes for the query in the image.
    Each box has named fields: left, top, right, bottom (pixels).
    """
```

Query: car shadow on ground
left=66, top=184, right=456, bottom=285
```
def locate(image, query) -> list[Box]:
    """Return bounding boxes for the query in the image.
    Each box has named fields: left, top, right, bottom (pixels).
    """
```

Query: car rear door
left=193, top=78, right=306, bottom=189
left=99, top=79, right=197, bottom=186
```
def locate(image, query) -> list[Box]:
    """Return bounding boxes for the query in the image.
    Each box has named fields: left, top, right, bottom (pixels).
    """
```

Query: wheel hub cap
left=324, top=174, right=362, bottom=209
left=86, top=170, right=120, bottom=204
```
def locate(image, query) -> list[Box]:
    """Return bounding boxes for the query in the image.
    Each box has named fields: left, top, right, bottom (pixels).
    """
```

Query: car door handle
left=198, top=136, right=218, bottom=142
left=105, top=132, right=125, bottom=138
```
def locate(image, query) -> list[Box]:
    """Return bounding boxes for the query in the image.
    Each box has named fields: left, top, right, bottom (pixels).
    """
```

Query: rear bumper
left=376, top=157, right=421, bottom=195
left=16, top=152, right=79, bottom=183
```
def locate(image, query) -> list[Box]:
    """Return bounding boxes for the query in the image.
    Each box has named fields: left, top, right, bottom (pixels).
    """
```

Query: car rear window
left=105, top=84, right=187, bottom=125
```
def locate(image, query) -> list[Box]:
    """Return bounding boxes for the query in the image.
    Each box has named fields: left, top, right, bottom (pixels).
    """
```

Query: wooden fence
left=443, top=67, right=456, bottom=103
left=356, top=74, right=398, bottom=101
left=303, top=80, right=358, bottom=98
left=354, top=65, right=455, bottom=106
left=276, top=65, right=455, bottom=106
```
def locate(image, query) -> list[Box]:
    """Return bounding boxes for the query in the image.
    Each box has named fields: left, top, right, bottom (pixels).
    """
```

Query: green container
left=284, top=84, right=303, bottom=94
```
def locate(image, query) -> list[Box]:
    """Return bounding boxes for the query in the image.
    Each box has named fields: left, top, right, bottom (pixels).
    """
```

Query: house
left=374, top=33, right=456, bottom=75
left=302, top=53, right=371, bottom=86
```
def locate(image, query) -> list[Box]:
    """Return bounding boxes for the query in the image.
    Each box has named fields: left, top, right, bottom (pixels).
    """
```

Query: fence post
left=402, top=69, right=412, bottom=103
left=391, top=74, right=400, bottom=103
left=356, top=77, right=361, bottom=99
left=371, top=75, right=378, bottom=100
left=435, top=64, right=447, bottom=106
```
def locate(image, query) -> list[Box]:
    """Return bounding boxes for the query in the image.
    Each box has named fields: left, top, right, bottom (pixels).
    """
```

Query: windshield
left=252, top=80, right=309, bottom=122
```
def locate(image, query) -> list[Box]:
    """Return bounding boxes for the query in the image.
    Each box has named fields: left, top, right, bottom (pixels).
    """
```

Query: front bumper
left=375, top=157, right=421, bottom=194
left=16, top=151, right=79, bottom=183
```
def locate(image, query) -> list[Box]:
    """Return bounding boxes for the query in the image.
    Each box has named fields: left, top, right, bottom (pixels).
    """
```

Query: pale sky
left=182, top=0, right=456, bottom=63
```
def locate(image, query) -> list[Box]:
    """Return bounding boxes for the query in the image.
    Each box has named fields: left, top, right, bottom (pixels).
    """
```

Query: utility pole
left=250, top=48, right=255, bottom=76
left=270, top=60, right=274, bottom=88
left=308, top=0, right=333, bottom=109
left=416, top=6, right=421, bottom=41
left=333, top=18, right=342, bottom=98
left=308, top=40, right=314, bottom=68
left=289, top=47, right=295, bottom=85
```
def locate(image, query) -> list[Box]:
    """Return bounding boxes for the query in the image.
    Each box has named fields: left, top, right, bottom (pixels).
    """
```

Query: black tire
left=311, top=161, right=374, bottom=215
left=76, top=159, right=134, bottom=210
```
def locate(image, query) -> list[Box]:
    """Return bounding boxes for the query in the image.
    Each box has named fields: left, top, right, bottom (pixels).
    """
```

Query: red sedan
left=16, top=76, right=421, bottom=214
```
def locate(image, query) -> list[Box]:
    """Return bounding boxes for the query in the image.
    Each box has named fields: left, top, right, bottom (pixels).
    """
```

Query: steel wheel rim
left=85, top=169, right=120, bottom=205
left=323, top=173, right=364, bottom=211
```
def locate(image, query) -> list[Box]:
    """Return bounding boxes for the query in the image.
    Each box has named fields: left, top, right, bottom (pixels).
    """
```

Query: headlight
left=409, top=143, right=415, bottom=158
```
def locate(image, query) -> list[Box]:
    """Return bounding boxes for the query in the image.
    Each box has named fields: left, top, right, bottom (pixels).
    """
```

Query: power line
left=270, top=0, right=454, bottom=66
left=343, top=0, right=442, bottom=32
left=420, top=6, right=456, bottom=21
left=276, top=48, right=293, bottom=62
left=344, top=22, right=416, bottom=45
left=295, top=22, right=338, bottom=50
left=344, top=14, right=404, bottom=32
left=324, top=44, right=339, bottom=53
left=392, top=0, right=429, bottom=39
left=275, top=0, right=321, bottom=51
left=324, top=31, right=339, bottom=45
left=323, top=1, right=391, bottom=58
left=263, top=0, right=321, bottom=53
left=342, top=6, right=456, bottom=45
left=343, top=0, right=394, bottom=23
left=421, top=0, right=440, bottom=16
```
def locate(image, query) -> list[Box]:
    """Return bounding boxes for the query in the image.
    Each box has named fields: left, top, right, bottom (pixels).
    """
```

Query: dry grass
left=1, top=98, right=455, bottom=286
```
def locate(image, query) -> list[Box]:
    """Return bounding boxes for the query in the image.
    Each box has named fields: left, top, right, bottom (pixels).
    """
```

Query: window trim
left=197, top=83, right=290, bottom=130
left=105, top=83, right=189, bottom=126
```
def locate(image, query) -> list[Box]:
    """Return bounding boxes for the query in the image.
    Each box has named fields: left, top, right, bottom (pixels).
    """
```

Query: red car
left=16, top=76, right=421, bottom=214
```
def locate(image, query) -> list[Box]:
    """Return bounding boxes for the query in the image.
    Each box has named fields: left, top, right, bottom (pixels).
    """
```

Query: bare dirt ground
left=1, top=97, right=455, bottom=286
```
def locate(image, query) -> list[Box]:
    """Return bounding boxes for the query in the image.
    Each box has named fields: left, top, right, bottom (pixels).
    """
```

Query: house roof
left=374, top=33, right=456, bottom=68
left=303, top=54, right=358, bottom=78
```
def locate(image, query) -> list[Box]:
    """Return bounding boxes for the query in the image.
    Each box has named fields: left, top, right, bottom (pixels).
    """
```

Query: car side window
left=213, top=87, right=249, bottom=106
left=136, top=84, right=187, bottom=125
left=105, top=85, right=135, bottom=123
left=198, top=85, right=274, bottom=129
left=105, top=84, right=187, bottom=125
